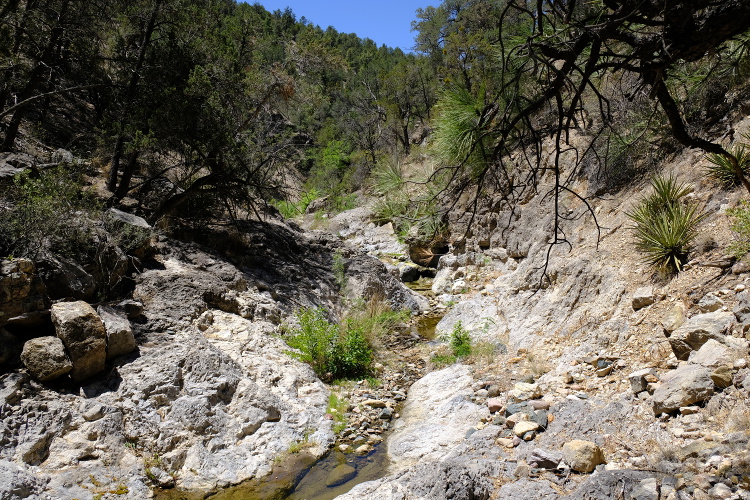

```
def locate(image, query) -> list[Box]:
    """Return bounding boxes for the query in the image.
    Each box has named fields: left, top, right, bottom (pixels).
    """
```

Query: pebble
left=497, top=437, right=515, bottom=448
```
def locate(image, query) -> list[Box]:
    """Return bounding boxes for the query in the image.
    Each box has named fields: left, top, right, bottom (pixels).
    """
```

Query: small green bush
left=0, top=166, right=101, bottom=259
left=285, top=307, right=373, bottom=380
left=450, top=321, right=472, bottom=358
left=627, top=175, right=706, bottom=274
left=271, top=188, right=320, bottom=218
left=727, top=200, right=750, bottom=259
left=706, top=145, right=750, bottom=187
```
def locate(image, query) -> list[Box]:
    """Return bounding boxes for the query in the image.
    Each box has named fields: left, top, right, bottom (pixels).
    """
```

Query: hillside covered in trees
left=3, top=0, right=750, bottom=259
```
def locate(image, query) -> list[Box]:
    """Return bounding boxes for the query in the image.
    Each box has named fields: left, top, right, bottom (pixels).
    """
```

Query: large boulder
left=652, top=365, right=714, bottom=414
left=667, top=311, right=734, bottom=360
left=36, top=256, right=96, bottom=301
left=0, top=259, right=48, bottom=327
left=688, top=339, right=743, bottom=369
left=20, top=337, right=72, bottom=382
left=344, top=255, right=428, bottom=314
left=97, top=305, right=137, bottom=360
left=387, top=364, right=489, bottom=467
left=51, top=301, right=106, bottom=382
left=105, top=208, right=154, bottom=260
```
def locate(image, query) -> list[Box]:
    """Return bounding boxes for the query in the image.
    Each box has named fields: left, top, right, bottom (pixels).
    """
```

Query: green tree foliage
left=417, top=0, right=750, bottom=264
left=0, top=0, right=436, bottom=223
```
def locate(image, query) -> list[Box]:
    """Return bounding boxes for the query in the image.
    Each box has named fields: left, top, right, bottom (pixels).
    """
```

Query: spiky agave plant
left=706, top=144, right=750, bottom=187
left=627, top=175, right=706, bottom=273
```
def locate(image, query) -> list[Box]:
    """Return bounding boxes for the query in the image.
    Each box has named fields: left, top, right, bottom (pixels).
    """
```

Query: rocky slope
left=0, top=216, right=428, bottom=499
left=3, top=123, right=750, bottom=500
left=324, top=125, right=750, bottom=499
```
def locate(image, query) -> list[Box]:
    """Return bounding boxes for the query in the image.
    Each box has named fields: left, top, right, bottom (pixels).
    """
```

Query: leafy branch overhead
left=423, top=0, right=750, bottom=256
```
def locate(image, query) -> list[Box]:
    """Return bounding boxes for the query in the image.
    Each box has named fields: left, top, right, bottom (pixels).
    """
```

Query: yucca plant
left=705, top=144, right=750, bottom=187
left=627, top=175, right=706, bottom=273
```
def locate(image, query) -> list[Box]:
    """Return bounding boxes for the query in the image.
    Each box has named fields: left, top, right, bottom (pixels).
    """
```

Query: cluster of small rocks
left=333, top=360, right=425, bottom=455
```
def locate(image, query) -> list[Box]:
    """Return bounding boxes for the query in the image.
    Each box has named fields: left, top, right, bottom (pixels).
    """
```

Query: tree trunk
left=107, top=0, right=162, bottom=193
left=1, top=0, right=69, bottom=151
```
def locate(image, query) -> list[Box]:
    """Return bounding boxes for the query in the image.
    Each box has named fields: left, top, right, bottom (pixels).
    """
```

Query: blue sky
left=250, top=1, right=434, bottom=51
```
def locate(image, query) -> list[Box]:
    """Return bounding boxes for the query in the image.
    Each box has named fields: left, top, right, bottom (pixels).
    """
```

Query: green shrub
left=727, top=200, right=750, bottom=259
left=285, top=307, right=373, bottom=380
left=271, top=188, right=320, bottom=218
left=627, top=175, right=706, bottom=273
left=327, top=393, right=349, bottom=434
left=449, top=321, right=472, bottom=358
left=706, top=145, right=750, bottom=187
left=0, top=166, right=101, bottom=259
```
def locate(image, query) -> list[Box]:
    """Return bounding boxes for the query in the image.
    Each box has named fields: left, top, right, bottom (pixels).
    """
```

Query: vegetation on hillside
left=2, top=0, right=750, bottom=266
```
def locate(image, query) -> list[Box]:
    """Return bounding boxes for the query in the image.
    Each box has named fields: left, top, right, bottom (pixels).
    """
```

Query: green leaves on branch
left=432, top=85, right=493, bottom=179
left=627, top=175, right=706, bottom=274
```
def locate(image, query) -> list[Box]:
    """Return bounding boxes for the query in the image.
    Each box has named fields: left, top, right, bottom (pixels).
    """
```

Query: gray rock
left=562, top=440, right=605, bottom=473
left=697, top=292, right=724, bottom=313
left=632, top=286, right=655, bottom=310
left=505, top=402, right=533, bottom=416
left=344, top=255, right=428, bottom=313
left=0, top=259, right=49, bottom=327
left=435, top=295, right=504, bottom=343
left=117, top=299, right=144, bottom=319
left=570, top=470, right=659, bottom=500
left=20, top=337, right=72, bottom=382
left=630, top=477, right=659, bottom=500
left=528, top=448, right=563, bottom=469
left=51, top=301, right=107, bottom=382
left=652, top=365, right=714, bottom=414
left=688, top=339, right=740, bottom=369
left=734, top=291, right=750, bottom=332
left=337, top=455, right=501, bottom=500
left=431, top=267, right=453, bottom=295
left=149, top=466, right=176, bottom=488
left=397, top=262, right=420, bottom=282
left=628, top=368, right=656, bottom=394
left=497, top=478, right=559, bottom=499
left=0, top=372, right=28, bottom=406
left=107, top=207, right=151, bottom=229
left=668, top=311, right=734, bottom=360
left=388, top=365, right=489, bottom=467
left=97, top=305, right=137, bottom=360
left=326, top=464, right=356, bottom=487
left=0, top=459, right=49, bottom=499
